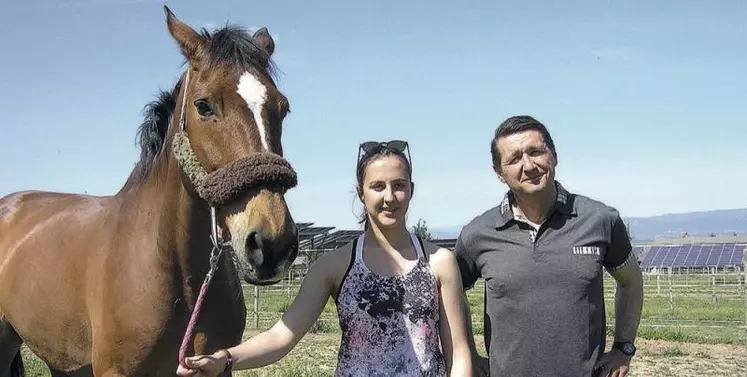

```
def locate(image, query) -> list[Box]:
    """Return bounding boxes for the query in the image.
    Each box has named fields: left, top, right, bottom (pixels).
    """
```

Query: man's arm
left=609, top=261, right=644, bottom=343
left=605, top=215, right=644, bottom=344
left=596, top=214, right=644, bottom=377
left=596, top=256, right=644, bottom=377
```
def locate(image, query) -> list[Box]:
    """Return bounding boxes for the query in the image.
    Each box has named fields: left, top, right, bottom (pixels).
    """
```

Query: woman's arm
left=432, top=247, right=473, bottom=377
left=176, top=251, right=341, bottom=376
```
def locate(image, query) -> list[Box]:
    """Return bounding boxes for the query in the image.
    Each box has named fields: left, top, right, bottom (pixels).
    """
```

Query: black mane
left=127, top=78, right=181, bottom=185
left=125, top=25, right=276, bottom=186
left=200, top=26, right=278, bottom=79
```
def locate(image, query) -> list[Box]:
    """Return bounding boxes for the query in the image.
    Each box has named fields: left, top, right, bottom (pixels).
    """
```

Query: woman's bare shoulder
left=310, top=241, right=356, bottom=280
left=422, top=239, right=458, bottom=274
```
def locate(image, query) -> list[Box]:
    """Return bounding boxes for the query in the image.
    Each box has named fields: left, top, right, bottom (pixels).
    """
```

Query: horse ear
left=252, top=27, right=275, bottom=56
left=164, top=6, right=205, bottom=66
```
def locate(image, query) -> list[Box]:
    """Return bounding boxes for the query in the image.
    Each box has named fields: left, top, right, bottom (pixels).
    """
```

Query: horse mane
left=121, top=25, right=277, bottom=190
left=199, top=25, right=278, bottom=80
left=122, top=78, right=181, bottom=188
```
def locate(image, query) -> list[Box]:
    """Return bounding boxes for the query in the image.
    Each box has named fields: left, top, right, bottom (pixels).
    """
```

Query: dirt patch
left=628, top=338, right=745, bottom=377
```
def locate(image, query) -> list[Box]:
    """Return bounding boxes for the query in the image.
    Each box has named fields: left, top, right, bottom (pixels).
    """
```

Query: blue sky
left=1, top=0, right=745, bottom=232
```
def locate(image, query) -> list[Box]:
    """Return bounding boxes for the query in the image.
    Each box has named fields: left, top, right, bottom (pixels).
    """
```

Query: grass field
left=18, top=272, right=746, bottom=376
left=249, top=273, right=746, bottom=344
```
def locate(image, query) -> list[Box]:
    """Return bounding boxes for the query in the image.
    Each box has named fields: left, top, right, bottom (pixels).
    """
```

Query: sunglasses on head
left=356, top=140, right=412, bottom=168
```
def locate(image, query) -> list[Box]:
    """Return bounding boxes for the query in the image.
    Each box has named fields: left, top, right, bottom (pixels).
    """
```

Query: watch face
left=622, top=343, right=636, bottom=355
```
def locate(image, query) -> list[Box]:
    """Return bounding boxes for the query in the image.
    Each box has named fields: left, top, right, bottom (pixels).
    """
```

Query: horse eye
left=194, top=99, right=215, bottom=117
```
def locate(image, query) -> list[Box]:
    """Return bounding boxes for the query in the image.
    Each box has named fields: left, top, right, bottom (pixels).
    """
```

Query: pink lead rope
left=178, top=206, right=225, bottom=368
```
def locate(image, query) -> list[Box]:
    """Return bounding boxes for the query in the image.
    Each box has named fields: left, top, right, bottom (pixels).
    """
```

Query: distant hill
left=625, top=209, right=747, bottom=241
left=429, top=209, right=747, bottom=241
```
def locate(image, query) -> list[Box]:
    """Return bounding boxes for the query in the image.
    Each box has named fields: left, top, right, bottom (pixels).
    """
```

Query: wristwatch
left=612, top=341, right=636, bottom=357
left=217, top=349, right=234, bottom=372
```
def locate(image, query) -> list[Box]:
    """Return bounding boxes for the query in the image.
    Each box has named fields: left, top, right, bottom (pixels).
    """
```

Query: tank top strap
left=408, top=231, right=428, bottom=261
left=357, top=231, right=426, bottom=264
left=354, top=233, right=366, bottom=265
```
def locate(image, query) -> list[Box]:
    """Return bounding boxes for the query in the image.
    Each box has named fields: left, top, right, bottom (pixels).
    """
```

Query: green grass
left=250, top=273, right=746, bottom=345
left=17, top=271, right=747, bottom=376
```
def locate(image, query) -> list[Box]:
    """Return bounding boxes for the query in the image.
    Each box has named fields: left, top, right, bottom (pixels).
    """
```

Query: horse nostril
left=246, top=231, right=262, bottom=251
left=245, top=232, right=265, bottom=267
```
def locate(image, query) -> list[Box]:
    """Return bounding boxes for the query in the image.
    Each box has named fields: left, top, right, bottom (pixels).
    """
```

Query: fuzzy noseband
left=172, top=130, right=297, bottom=206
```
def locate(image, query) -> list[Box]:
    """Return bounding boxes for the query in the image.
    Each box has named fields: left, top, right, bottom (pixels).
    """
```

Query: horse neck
left=121, top=150, right=218, bottom=301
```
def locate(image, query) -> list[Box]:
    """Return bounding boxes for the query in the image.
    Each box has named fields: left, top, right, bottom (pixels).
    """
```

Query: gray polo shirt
left=455, top=182, right=633, bottom=377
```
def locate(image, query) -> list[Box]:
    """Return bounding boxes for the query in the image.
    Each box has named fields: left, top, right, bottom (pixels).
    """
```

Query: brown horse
left=0, top=6, right=299, bottom=377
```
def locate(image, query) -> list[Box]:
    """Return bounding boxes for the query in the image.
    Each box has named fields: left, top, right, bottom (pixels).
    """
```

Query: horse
left=0, top=6, right=299, bottom=376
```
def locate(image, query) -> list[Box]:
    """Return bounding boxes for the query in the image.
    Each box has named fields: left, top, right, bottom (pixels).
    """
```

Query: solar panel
left=640, top=247, right=655, bottom=268
left=647, top=246, right=664, bottom=268
left=718, top=249, right=733, bottom=266
left=672, top=247, right=688, bottom=266
left=311, top=230, right=364, bottom=250
left=432, top=238, right=457, bottom=250
left=713, top=245, right=727, bottom=266
left=637, top=242, right=745, bottom=269
left=695, top=245, right=709, bottom=266
left=706, top=245, right=720, bottom=266
left=662, top=246, right=677, bottom=266
left=298, top=226, right=334, bottom=239
left=684, top=245, right=698, bottom=266
left=732, top=245, right=744, bottom=265
left=653, top=246, right=667, bottom=267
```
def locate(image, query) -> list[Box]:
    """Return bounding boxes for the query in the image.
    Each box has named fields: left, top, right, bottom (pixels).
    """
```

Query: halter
left=174, top=68, right=297, bottom=368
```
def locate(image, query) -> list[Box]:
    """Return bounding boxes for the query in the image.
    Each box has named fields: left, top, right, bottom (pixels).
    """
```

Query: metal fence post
left=712, top=267, right=718, bottom=305
left=657, top=273, right=661, bottom=296
left=668, top=267, right=674, bottom=311
left=287, top=270, right=292, bottom=300
left=254, top=285, right=259, bottom=329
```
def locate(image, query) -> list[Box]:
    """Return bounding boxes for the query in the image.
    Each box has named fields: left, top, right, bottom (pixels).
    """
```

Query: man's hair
left=490, top=115, right=557, bottom=171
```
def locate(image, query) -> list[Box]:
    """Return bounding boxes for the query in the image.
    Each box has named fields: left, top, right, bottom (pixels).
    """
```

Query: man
left=455, top=115, right=644, bottom=377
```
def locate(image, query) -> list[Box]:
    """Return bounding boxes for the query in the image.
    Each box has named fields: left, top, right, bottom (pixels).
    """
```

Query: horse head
left=164, top=6, right=298, bottom=285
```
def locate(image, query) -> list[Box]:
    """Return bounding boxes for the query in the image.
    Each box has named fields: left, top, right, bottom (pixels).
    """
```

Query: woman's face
left=360, top=155, right=412, bottom=230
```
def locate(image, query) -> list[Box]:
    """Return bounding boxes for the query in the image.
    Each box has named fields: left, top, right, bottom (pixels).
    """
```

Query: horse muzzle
left=226, top=220, right=298, bottom=285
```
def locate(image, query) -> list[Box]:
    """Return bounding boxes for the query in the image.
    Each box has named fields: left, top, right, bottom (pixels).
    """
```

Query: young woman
left=176, top=140, right=472, bottom=376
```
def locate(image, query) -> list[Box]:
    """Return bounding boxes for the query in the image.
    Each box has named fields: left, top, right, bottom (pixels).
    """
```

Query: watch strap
left=612, top=341, right=636, bottom=356
left=218, top=349, right=234, bottom=372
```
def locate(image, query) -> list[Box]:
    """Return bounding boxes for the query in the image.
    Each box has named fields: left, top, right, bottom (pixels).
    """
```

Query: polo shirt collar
left=495, top=181, right=575, bottom=228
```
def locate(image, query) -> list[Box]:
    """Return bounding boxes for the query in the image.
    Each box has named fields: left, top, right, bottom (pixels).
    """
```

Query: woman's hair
left=355, top=143, right=413, bottom=227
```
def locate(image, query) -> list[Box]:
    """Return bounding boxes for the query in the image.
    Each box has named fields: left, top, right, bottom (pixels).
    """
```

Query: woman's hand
left=175, top=351, right=229, bottom=377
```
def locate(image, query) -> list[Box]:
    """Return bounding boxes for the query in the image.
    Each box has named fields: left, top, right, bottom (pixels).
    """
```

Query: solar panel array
left=297, top=224, right=336, bottom=250
left=294, top=222, right=745, bottom=270
left=432, top=238, right=457, bottom=250
left=639, top=243, right=745, bottom=269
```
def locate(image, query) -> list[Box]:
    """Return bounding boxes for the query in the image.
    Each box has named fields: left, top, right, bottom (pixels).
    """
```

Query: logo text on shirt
left=572, top=246, right=601, bottom=256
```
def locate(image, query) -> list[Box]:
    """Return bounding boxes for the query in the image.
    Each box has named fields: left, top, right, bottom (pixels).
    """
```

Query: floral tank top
left=334, top=232, right=446, bottom=377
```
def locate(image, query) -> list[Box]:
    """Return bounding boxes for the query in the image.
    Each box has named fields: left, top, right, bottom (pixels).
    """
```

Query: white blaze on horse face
left=237, top=72, right=270, bottom=152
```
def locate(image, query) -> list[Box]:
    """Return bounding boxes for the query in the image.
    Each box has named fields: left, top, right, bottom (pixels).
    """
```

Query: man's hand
left=472, top=353, right=489, bottom=377
left=594, top=349, right=631, bottom=377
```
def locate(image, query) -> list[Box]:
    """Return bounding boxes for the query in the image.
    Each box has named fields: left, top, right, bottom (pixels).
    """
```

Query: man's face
left=494, top=129, right=557, bottom=196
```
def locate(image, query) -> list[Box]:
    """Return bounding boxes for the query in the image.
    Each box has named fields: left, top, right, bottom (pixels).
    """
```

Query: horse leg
left=0, top=317, right=24, bottom=377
